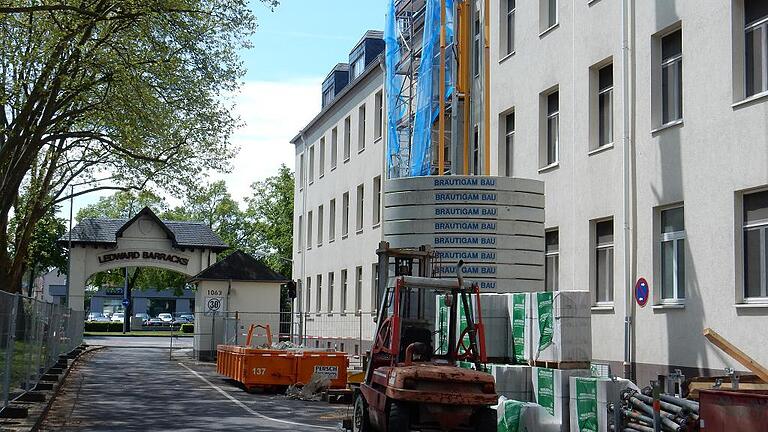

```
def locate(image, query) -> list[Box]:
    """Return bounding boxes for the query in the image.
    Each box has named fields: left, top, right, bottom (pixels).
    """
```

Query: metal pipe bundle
left=618, top=388, right=699, bottom=432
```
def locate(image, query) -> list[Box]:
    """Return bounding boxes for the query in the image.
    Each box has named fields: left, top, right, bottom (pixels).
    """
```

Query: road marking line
left=178, top=362, right=336, bottom=430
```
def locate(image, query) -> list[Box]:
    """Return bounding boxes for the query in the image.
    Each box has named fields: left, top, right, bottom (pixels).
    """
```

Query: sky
left=60, top=0, right=387, bottom=219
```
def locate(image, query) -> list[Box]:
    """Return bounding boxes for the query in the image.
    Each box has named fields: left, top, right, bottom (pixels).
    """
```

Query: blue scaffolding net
left=385, top=0, right=403, bottom=176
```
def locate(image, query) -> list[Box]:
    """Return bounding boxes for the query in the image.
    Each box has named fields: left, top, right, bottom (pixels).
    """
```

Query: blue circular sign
left=635, top=278, right=649, bottom=307
left=122, top=298, right=130, bottom=307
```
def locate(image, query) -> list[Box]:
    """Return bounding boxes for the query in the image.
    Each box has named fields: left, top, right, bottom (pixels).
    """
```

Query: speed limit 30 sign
left=205, top=296, right=223, bottom=314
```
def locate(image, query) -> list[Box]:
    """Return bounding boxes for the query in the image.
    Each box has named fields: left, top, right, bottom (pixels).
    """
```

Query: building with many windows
left=291, top=31, right=385, bottom=354
left=488, top=0, right=768, bottom=383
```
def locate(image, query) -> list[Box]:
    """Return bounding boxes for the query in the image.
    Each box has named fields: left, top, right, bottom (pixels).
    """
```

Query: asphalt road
left=40, top=344, right=347, bottom=431
left=84, top=335, right=194, bottom=349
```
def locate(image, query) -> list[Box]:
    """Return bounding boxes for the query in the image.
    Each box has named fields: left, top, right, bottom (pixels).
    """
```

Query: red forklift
left=353, top=260, right=497, bottom=431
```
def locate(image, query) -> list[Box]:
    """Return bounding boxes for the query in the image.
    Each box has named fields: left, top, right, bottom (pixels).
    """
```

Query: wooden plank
left=703, top=327, right=768, bottom=383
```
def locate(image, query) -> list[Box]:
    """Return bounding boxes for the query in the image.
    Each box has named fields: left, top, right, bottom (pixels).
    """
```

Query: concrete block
left=532, top=292, right=592, bottom=363
left=568, top=377, right=637, bottom=432
left=491, top=364, right=532, bottom=401
left=531, top=368, right=591, bottom=431
left=476, top=294, right=512, bottom=360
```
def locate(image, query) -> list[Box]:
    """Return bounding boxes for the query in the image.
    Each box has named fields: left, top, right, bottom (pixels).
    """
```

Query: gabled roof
left=60, top=207, right=228, bottom=251
left=188, top=251, right=288, bottom=282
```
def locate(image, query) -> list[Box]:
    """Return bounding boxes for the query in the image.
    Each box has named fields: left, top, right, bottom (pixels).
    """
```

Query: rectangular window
left=299, top=153, right=305, bottom=188
left=331, top=127, right=338, bottom=169
left=661, top=29, right=683, bottom=125
left=474, top=14, right=481, bottom=77
left=594, top=219, right=614, bottom=304
left=373, top=176, right=382, bottom=225
left=546, top=91, right=559, bottom=165
left=660, top=206, right=685, bottom=302
left=351, top=54, right=365, bottom=80
left=344, top=116, right=351, bottom=161
left=355, top=266, right=363, bottom=311
left=316, top=274, right=322, bottom=313
left=545, top=230, right=559, bottom=292
left=342, top=192, right=350, bottom=236
left=374, top=91, right=383, bottom=139
left=371, top=263, right=380, bottom=311
left=317, top=205, right=324, bottom=246
left=329, top=199, right=336, bottom=241
left=541, top=0, right=557, bottom=31
left=598, top=64, right=614, bottom=147
left=318, top=138, right=325, bottom=177
left=306, top=211, right=313, bottom=249
left=506, top=0, right=516, bottom=55
left=744, top=189, right=768, bottom=300
left=341, top=269, right=348, bottom=311
left=308, top=145, right=315, bottom=184
left=356, top=184, right=364, bottom=232
left=297, top=215, right=303, bottom=252
left=306, top=277, right=312, bottom=313
left=505, top=112, right=514, bottom=176
left=745, top=0, right=768, bottom=97
left=358, top=105, right=366, bottom=151
left=328, top=272, right=335, bottom=312
left=322, top=87, right=334, bottom=108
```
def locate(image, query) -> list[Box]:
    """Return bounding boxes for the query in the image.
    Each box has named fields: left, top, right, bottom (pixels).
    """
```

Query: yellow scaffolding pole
left=460, top=1, right=471, bottom=175
left=483, top=0, right=491, bottom=175
left=438, top=0, right=447, bottom=176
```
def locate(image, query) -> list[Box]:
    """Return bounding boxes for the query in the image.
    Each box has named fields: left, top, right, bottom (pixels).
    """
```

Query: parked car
left=179, top=313, right=194, bottom=322
left=87, top=312, right=104, bottom=321
left=145, top=318, right=165, bottom=326
left=92, top=316, right=111, bottom=323
left=171, top=317, right=189, bottom=326
left=134, top=313, right=150, bottom=323
left=157, top=313, right=173, bottom=323
left=111, top=312, right=125, bottom=323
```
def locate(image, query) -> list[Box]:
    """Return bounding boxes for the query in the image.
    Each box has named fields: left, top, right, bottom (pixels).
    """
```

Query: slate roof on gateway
left=60, top=207, right=228, bottom=251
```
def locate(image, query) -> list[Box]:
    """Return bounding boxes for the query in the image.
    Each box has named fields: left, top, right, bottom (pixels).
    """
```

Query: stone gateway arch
left=62, top=207, right=228, bottom=311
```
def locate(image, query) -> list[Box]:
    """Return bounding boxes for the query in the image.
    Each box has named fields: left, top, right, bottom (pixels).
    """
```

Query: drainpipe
left=621, top=0, right=635, bottom=381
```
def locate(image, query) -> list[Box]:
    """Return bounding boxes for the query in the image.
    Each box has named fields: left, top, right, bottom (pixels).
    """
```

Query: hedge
left=181, top=323, right=194, bottom=334
left=84, top=322, right=124, bottom=332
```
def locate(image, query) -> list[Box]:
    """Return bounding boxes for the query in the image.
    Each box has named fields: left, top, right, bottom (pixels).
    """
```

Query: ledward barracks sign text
left=98, top=251, right=189, bottom=266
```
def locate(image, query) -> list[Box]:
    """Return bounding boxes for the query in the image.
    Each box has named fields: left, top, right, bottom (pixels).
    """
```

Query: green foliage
left=245, top=164, right=294, bottom=277
left=181, top=323, right=194, bottom=334
left=0, top=0, right=277, bottom=292
left=76, top=190, right=167, bottom=221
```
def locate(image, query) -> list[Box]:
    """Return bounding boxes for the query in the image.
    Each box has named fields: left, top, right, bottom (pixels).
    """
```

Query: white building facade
left=488, top=0, right=768, bottom=384
left=291, top=32, right=386, bottom=354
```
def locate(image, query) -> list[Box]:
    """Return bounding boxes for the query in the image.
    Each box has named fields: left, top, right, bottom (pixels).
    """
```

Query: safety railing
left=0, top=291, right=84, bottom=409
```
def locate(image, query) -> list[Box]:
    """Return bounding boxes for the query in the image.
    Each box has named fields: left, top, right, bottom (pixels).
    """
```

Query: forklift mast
left=375, top=241, right=436, bottom=320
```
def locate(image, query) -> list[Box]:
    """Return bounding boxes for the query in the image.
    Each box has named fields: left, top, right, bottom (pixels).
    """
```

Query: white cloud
left=220, top=78, right=322, bottom=202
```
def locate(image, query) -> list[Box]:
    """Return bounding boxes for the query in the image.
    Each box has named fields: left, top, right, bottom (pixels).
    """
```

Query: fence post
left=358, top=312, right=363, bottom=367
left=3, top=295, right=18, bottom=408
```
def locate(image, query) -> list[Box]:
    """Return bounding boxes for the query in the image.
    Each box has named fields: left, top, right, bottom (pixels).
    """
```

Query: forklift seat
left=399, top=325, right=433, bottom=362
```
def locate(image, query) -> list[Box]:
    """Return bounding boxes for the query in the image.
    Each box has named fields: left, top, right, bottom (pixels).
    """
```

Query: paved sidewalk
left=40, top=346, right=346, bottom=431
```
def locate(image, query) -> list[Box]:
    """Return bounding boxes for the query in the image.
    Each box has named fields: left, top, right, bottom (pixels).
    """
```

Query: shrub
left=84, top=321, right=126, bottom=332
left=181, top=323, right=194, bottom=334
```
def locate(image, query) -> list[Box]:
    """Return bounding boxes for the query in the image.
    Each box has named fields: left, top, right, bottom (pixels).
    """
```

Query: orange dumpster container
left=216, top=345, right=349, bottom=391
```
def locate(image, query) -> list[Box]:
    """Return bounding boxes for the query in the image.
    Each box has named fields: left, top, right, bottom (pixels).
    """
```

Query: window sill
left=372, top=223, right=381, bottom=230
left=587, top=0, right=602, bottom=5
left=538, top=23, right=559, bottom=39
left=374, top=136, right=382, bottom=144
left=315, top=313, right=323, bottom=317
left=538, top=162, right=560, bottom=174
left=308, top=180, right=314, bottom=186
left=499, top=51, right=515, bottom=64
left=341, top=234, right=349, bottom=240
left=734, top=302, right=768, bottom=309
left=330, top=165, right=337, bottom=172
left=344, top=157, right=350, bottom=163
left=306, top=246, right=312, bottom=251
left=328, top=238, right=335, bottom=244
left=732, top=90, right=768, bottom=109
left=591, top=304, right=614, bottom=312
left=358, top=147, right=365, bottom=154
left=588, top=143, right=614, bottom=156
left=651, top=119, right=683, bottom=135
left=356, top=229, right=364, bottom=235
left=319, top=174, right=324, bottom=179
left=652, top=303, right=685, bottom=310
left=317, top=243, right=322, bottom=248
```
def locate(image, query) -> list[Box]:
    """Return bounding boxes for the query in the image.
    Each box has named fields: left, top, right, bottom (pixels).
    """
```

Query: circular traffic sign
left=121, top=298, right=130, bottom=307
left=207, top=298, right=221, bottom=311
left=635, top=278, right=650, bottom=307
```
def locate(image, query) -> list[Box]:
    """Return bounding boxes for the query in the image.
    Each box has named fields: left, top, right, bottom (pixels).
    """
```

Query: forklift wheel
left=387, top=401, right=411, bottom=432
left=473, top=407, right=496, bottom=432
left=353, top=394, right=370, bottom=432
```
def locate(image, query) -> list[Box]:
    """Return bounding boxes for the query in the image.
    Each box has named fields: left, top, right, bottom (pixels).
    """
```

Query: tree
left=9, top=203, right=67, bottom=296
left=76, top=190, right=167, bottom=220
left=0, top=0, right=277, bottom=293
left=165, top=180, right=252, bottom=255
left=245, top=164, right=294, bottom=277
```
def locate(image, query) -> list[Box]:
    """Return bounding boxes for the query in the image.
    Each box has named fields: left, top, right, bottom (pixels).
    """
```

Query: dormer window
left=350, top=53, right=365, bottom=80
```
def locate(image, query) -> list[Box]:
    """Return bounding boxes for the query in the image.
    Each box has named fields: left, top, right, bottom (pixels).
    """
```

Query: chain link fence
left=0, top=291, right=84, bottom=409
